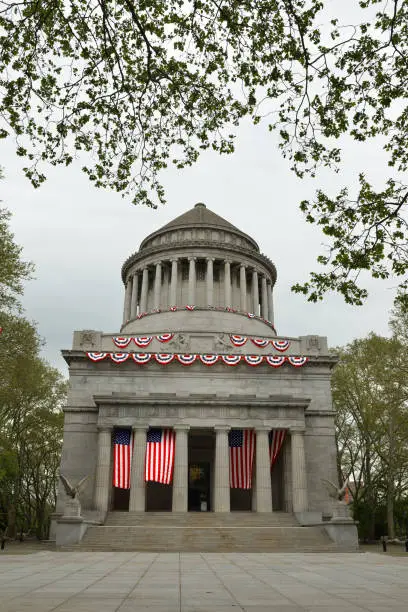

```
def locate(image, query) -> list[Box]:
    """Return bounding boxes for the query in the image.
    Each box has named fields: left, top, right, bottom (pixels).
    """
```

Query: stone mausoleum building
left=54, top=203, right=357, bottom=551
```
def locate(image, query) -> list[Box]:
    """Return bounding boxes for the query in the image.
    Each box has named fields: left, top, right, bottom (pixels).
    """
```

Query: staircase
left=62, top=512, right=337, bottom=552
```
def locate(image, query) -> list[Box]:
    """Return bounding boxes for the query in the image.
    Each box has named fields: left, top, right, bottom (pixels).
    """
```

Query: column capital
left=171, top=257, right=179, bottom=263
left=290, top=426, right=306, bottom=435
left=173, top=424, right=190, bottom=431
left=240, top=262, right=246, bottom=269
left=255, top=426, right=271, bottom=433
left=97, top=425, right=113, bottom=433
left=155, top=260, right=162, bottom=267
left=224, top=258, right=231, bottom=264
left=214, top=425, right=231, bottom=432
left=142, top=265, right=149, bottom=272
left=188, top=256, right=196, bottom=262
left=132, top=424, right=148, bottom=432
left=206, top=256, right=215, bottom=262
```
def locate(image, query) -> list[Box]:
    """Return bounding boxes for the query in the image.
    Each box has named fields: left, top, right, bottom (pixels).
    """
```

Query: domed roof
left=139, top=203, right=259, bottom=251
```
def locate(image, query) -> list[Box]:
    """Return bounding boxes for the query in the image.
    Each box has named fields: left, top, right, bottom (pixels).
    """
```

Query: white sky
left=2, top=114, right=397, bottom=375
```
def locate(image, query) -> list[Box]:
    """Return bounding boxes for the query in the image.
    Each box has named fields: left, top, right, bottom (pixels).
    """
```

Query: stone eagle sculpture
left=321, top=477, right=349, bottom=502
left=59, top=474, right=89, bottom=500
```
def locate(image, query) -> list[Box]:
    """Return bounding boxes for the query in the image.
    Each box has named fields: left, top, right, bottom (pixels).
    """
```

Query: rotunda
left=120, top=202, right=276, bottom=337
left=54, top=203, right=357, bottom=551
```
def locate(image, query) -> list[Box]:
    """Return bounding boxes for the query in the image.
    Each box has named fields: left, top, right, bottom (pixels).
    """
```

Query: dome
left=139, top=203, right=259, bottom=252
left=120, top=203, right=277, bottom=337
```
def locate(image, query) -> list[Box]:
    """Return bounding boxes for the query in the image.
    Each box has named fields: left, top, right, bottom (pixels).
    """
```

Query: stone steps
left=61, top=512, right=337, bottom=552
left=104, top=511, right=299, bottom=527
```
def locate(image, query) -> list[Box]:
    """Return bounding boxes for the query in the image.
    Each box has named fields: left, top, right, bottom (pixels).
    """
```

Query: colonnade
left=94, top=426, right=308, bottom=515
left=123, top=257, right=274, bottom=324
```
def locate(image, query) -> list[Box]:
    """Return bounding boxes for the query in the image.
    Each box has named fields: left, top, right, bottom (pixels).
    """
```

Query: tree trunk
left=365, top=445, right=376, bottom=540
left=7, top=503, right=17, bottom=539
left=387, top=481, right=395, bottom=539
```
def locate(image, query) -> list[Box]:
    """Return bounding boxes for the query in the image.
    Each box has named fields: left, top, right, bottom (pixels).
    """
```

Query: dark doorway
left=146, top=482, right=172, bottom=511
left=230, top=488, right=252, bottom=511
left=113, top=487, right=130, bottom=510
left=188, top=429, right=214, bottom=511
left=188, top=462, right=211, bottom=511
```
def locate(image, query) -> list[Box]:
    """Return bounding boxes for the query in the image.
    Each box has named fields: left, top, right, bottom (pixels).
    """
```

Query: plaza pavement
left=1, top=551, right=408, bottom=612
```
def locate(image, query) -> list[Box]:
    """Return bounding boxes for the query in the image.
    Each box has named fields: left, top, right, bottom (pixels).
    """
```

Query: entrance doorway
left=112, top=487, right=130, bottom=510
left=188, top=429, right=214, bottom=511
left=188, top=462, right=210, bottom=511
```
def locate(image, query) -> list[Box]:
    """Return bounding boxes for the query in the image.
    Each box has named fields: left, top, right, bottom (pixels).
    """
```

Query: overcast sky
left=2, top=111, right=398, bottom=377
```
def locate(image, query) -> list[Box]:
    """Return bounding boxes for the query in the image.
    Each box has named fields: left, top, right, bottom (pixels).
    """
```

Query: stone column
left=170, top=258, right=178, bottom=306
left=94, top=427, right=112, bottom=514
left=214, top=426, right=231, bottom=512
left=291, top=428, right=308, bottom=513
left=172, top=425, right=190, bottom=512
left=267, top=281, right=274, bottom=324
left=255, top=427, right=273, bottom=513
left=154, top=261, right=162, bottom=309
left=224, top=260, right=231, bottom=307
left=240, top=264, right=247, bottom=311
left=206, top=257, right=214, bottom=306
left=261, top=275, right=268, bottom=319
left=140, top=267, right=149, bottom=312
left=122, top=279, right=132, bottom=324
left=251, top=269, right=259, bottom=315
left=188, top=257, right=196, bottom=304
left=130, top=272, right=139, bottom=319
left=129, top=426, right=147, bottom=512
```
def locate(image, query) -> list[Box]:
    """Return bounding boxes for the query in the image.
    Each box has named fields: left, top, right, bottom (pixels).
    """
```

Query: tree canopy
left=0, top=1, right=407, bottom=303
left=333, top=315, right=408, bottom=539
left=0, top=195, right=66, bottom=541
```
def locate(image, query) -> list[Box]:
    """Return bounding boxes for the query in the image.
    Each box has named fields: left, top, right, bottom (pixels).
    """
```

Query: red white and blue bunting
left=112, top=337, right=132, bottom=348
left=133, top=336, right=153, bottom=348
left=113, top=333, right=174, bottom=347
left=132, top=353, right=152, bottom=364
left=272, top=339, right=290, bottom=352
left=265, top=356, right=286, bottom=367
left=156, top=333, right=174, bottom=343
left=230, top=335, right=247, bottom=347
left=200, top=354, right=220, bottom=366
left=155, top=353, right=176, bottom=365
left=230, top=335, right=291, bottom=351
left=88, top=353, right=308, bottom=368
left=251, top=337, right=270, bottom=348
left=287, top=356, right=308, bottom=367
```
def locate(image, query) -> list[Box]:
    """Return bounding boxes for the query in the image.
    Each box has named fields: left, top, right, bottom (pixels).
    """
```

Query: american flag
left=269, top=429, right=286, bottom=468
left=145, top=428, right=175, bottom=485
left=229, top=429, right=255, bottom=489
left=113, top=429, right=132, bottom=489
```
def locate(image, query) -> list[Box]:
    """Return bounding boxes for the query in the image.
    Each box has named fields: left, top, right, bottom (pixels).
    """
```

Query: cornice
left=92, top=393, right=311, bottom=409
left=61, top=349, right=337, bottom=369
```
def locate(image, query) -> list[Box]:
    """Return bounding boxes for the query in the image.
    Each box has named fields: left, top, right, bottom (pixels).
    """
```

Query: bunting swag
left=269, top=430, right=286, bottom=468
left=112, top=337, right=132, bottom=348
left=230, top=335, right=248, bottom=347
left=145, top=429, right=175, bottom=485
left=87, top=352, right=308, bottom=368
left=113, top=429, right=132, bottom=489
left=230, top=336, right=291, bottom=351
left=133, top=336, right=153, bottom=347
left=229, top=429, right=255, bottom=489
